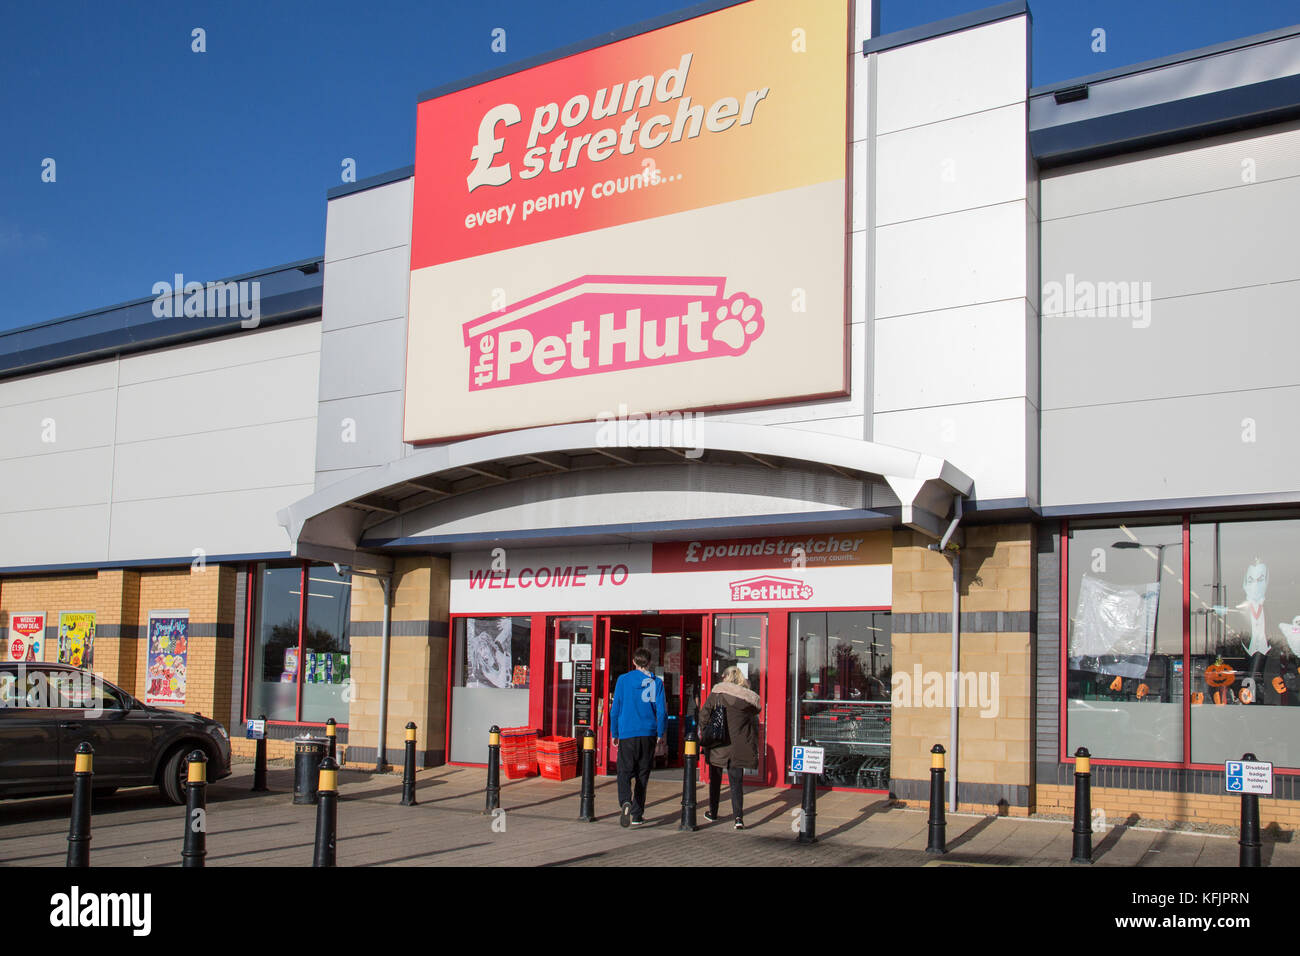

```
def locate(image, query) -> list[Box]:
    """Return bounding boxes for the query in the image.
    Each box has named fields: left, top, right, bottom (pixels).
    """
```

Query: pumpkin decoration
left=1205, top=659, right=1236, bottom=688
left=1109, top=675, right=1124, bottom=692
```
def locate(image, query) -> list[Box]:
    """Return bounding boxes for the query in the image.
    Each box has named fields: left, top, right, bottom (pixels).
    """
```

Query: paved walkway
left=0, top=762, right=1289, bottom=867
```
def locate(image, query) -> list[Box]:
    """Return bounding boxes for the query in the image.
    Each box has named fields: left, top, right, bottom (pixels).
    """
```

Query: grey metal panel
left=1035, top=527, right=1060, bottom=766
left=1041, top=120, right=1300, bottom=221
left=319, top=245, right=411, bottom=333
left=0, top=358, right=116, bottom=408
left=395, top=463, right=871, bottom=540
left=1041, top=385, right=1300, bottom=507
left=314, top=392, right=406, bottom=472
left=1043, top=280, right=1300, bottom=411
left=1029, top=30, right=1300, bottom=130
left=114, top=352, right=320, bottom=444
left=323, top=179, right=414, bottom=264
left=107, top=485, right=311, bottom=562
left=115, top=321, right=321, bottom=386
left=0, top=504, right=110, bottom=567
left=0, top=446, right=113, bottom=511
left=317, top=318, right=407, bottom=402
left=113, top=419, right=317, bottom=500
left=0, top=386, right=117, bottom=460
left=1041, top=174, right=1300, bottom=306
left=314, top=465, right=381, bottom=492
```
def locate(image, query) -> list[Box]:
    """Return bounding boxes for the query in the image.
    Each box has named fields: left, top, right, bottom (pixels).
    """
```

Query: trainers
left=734, top=820, right=745, bottom=830
left=703, top=810, right=716, bottom=822
left=620, top=802, right=632, bottom=828
left=630, top=818, right=646, bottom=827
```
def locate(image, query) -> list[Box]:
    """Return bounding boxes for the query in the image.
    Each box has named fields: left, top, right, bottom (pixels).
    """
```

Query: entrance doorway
left=597, top=615, right=703, bottom=774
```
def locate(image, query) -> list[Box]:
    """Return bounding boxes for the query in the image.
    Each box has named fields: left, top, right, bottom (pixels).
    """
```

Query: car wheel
left=160, top=749, right=188, bottom=805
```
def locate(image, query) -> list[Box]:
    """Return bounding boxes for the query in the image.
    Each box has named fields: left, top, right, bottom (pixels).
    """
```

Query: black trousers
left=616, top=737, right=656, bottom=820
left=708, top=763, right=745, bottom=820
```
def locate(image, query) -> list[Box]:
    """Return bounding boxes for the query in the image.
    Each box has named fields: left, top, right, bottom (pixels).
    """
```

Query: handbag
left=699, top=698, right=730, bottom=748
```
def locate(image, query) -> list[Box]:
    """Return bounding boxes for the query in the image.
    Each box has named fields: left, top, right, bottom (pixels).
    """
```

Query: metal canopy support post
left=928, top=497, right=964, bottom=813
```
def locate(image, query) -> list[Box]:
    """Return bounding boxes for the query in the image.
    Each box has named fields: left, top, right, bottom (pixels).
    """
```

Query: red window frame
left=241, top=562, right=350, bottom=729
left=1058, top=517, right=1299, bottom=774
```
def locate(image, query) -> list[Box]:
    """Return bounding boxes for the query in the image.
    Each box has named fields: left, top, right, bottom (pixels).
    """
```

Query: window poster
left=467, top=616, right=513, bottom=688
left=57, top=612, right=95, bottom=669
left=282, top=647, right=299, bottom=683
left=145, top=612, right=189, bottom=706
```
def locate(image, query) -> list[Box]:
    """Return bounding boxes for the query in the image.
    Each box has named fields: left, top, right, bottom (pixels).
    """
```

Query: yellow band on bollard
left=188, top=760, right=207, bottom=784
left=319, top=769, right=338, bottom=792
left=489, top=732, right=500, bottom=746
left=583, top=735, right=595, bottom=751
left=406, top=726, right=416, bottom=742
left=75, top=752, right=93, bottom=774
left=685, top=740, right=698, bottom=756
left=326, top=724, right=337, bottom=737
left=932, top=751, right=945, bottom=770
left=1076, top=755, right=1090, bottom=774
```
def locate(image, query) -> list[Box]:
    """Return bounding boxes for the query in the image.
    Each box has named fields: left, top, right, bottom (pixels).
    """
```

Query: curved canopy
left=277, top=419, right=972, bottom=569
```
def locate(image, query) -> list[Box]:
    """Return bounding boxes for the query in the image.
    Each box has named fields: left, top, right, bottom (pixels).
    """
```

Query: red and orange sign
left=405, top=0, right=851, bottom=443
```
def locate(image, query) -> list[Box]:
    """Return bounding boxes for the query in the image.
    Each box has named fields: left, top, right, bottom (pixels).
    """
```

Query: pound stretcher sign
left=791, top=746, right=824, bottom=775
left=1225, top=760, right=1272, bottom=795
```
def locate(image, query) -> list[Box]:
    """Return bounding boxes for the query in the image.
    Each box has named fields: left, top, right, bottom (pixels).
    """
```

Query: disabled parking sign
left=791, top=746, right=824, bottom=775
left=1225, top=759, right=1272, bottom=795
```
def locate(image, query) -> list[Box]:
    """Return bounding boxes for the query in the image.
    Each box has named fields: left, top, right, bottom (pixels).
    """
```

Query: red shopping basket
left=537, top=750, right=579, bottom=781
left=498, top=726, right=538, bottom=779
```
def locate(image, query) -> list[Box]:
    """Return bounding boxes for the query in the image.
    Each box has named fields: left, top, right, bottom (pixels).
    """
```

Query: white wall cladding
left=0, top=322, right=320, bottom=568
left=870, top=14, right=1035, bottom=504
left=1040, top=122, right=1300, bottom=507
left=317, top=179, right=413, bottom=486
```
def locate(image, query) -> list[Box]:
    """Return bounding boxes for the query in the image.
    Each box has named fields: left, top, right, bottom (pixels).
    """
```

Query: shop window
left=300, top=565, right=352, bottom=723
left=1065, top=523, right=1184, bottom=762
left=246, top=563, right=352, bottom=725
left=789, top=611, right=891, bottom=789
left=449, top=616, right=532, bottom=764
left=1190, top=519, right=1300, bottom=766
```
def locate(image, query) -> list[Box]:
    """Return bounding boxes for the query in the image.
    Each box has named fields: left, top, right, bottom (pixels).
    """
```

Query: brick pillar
left=890, top=523, right=1035, bottom=815
left=95, top=569, right=141, bottom=690
left=346, top=557, right=450, bottom=768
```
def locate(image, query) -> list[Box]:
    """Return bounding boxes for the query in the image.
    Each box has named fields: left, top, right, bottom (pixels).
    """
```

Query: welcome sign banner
left=406, top=0, right=851, bottom=442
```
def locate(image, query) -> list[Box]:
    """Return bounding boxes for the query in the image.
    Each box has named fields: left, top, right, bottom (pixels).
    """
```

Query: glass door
left=708, top=614, right=768, bottom=779
left=543, top=616, right=593, bottom=739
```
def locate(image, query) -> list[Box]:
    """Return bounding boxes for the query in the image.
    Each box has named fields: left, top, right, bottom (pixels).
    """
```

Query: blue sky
left=1, top=0, right=1296, bottom=331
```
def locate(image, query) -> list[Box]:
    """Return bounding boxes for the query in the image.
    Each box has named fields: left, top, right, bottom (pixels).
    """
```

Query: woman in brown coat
left=699, top=666, right=761, bottom=829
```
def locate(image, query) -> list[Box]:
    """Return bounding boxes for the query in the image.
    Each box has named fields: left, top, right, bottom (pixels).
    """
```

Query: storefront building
left=3, top=0, right=1300, bottom=828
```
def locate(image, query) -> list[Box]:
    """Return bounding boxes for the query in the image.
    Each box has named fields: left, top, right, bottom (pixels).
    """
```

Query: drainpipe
left=339, top=565, right=394, bottom=772
left=928, top=497, right=964, bottom=813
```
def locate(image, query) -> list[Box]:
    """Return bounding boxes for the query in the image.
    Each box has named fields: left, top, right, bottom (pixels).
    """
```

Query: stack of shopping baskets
left=498, top=726, right=538, bottom=778
left=536, top=736, right=580, bottom=780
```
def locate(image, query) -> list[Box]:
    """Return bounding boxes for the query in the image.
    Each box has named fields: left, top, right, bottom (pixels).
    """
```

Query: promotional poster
left=57, top=612, right=95, bottom=669
left=7, top=612, right=45, bottom=662
left=145, top=612, right=189, bottom=706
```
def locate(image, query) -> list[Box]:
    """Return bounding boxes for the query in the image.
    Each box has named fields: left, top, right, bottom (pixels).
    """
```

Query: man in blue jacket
left=610, top=647, right=666, bottom=827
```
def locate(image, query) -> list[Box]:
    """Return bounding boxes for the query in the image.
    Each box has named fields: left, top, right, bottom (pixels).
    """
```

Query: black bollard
left=927, top=744, right=947, bottom=854
left=578, top=728, right=596, bottom=822
left=181, top=750, right=207, bottom=868
left=796, top=769, right=818, bottom=844
left=66, top=742, right=94, bottom=868
left=1239, top=752, right=1262, bottom=868
left=484, top=725, right=501, bottom=814
left=252, top=714, right=268, bottom=792
left=313, top=757, right=339, bottom=867
left=1070, top=746, right=1094, bottom=864
left=679, top=731, right=699, bottom=831
left=325, top=718, right=337, bottom=764
left=401, top=722, right=418, bottom=806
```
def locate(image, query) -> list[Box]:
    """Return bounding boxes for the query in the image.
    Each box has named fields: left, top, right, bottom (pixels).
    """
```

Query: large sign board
left=406, top=0, right=851, bottom=442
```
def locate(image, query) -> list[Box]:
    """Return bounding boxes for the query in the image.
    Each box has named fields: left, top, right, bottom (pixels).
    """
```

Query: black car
left=0, top=662, right=232, bottom=803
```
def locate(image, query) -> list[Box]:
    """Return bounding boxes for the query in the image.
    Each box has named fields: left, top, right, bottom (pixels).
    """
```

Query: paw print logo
left=709, top=293, right=764, bottom=353
left=797, top=584, right=813, bottom=600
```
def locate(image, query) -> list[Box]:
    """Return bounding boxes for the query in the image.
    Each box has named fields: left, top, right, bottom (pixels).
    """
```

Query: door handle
left=59, top=722, right=82, bottom=730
